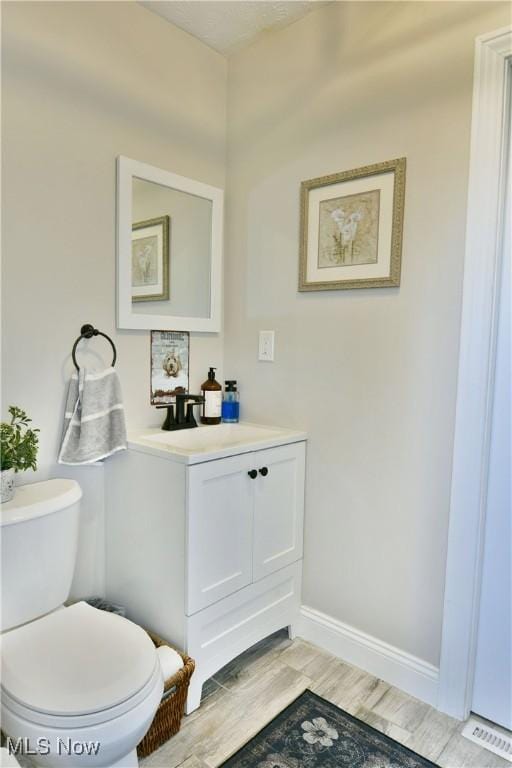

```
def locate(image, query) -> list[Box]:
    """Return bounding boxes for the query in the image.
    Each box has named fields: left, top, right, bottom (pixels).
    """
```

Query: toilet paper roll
left=157, top=645, right=184, bottom=682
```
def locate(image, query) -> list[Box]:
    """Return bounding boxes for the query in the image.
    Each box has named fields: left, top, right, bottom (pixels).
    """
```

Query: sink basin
left=128, top=422, right=306, bottom=464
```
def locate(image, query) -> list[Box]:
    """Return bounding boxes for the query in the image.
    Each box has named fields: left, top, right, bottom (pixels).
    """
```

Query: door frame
left=438, top=27, right=512, bottom=721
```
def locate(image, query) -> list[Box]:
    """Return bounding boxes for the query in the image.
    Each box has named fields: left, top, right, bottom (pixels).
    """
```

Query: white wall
left=1, top=1, right=226, bottom=597
left=224, top=1, right=510, bottom=667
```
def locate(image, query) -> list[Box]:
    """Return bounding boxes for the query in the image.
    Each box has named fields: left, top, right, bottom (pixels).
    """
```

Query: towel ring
left=72, top=324, right=117, bottom=372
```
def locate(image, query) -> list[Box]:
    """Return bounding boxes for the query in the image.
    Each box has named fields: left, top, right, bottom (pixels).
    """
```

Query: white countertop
left=127, top=422, right=307, bottom=465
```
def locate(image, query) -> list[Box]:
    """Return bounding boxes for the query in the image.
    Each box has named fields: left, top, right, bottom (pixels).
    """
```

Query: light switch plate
left=259, top=330, right=275, bottom=362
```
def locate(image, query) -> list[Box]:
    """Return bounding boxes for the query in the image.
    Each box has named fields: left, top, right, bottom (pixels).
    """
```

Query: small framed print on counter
left=150, top=330, right=189, bottom=405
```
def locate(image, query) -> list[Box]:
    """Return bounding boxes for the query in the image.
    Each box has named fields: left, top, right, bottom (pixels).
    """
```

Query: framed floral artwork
left=299, top=158, right=406, bottom=291
left=132, top=215, right=170, bottom=302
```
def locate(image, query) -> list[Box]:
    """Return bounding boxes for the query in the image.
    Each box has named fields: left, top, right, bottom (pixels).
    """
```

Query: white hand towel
left=58, top=367, right=127, bottom=465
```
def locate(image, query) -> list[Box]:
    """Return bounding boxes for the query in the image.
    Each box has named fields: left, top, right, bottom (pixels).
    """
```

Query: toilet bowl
left=1, top=480, right=164, bottom=768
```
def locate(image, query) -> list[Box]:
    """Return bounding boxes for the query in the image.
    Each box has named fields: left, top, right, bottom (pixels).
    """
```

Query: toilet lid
left=0, top=602, right=157, bottom=716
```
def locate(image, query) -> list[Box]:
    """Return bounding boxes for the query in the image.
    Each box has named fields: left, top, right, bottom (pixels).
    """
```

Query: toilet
left=0, top=479, right=164, bottom=768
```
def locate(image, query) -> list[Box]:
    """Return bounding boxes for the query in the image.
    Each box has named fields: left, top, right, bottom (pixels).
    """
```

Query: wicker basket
left=137, top=630, right=195, bottom=758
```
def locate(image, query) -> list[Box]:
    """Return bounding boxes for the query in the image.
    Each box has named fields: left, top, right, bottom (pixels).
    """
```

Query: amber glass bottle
left=201, top=367, right=222, bottom=425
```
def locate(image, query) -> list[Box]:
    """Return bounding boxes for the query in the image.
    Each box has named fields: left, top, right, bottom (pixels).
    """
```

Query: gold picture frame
left=299, top=158, right=406, bottom=291
left=132, top=215, right=170, bottom=302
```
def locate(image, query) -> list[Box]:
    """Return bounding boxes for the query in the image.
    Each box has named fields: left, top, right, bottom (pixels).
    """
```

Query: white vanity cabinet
left=105, top=426, right=306, bottom=713
left=187, top=443, right=304, bottom=614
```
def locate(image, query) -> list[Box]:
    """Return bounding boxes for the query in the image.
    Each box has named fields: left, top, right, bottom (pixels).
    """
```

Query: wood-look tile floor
left=141, top=631, right=510, bottom=768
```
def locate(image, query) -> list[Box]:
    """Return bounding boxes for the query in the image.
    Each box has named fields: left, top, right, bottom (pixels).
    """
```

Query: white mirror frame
left=117, top=155, right=223, bottom=333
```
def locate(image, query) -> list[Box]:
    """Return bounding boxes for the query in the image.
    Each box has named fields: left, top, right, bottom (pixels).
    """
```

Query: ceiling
left=140, top=1, right=322, bottom=56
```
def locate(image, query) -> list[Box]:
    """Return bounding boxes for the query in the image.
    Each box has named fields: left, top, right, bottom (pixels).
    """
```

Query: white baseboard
left=298, top=605, right=439, bottom=707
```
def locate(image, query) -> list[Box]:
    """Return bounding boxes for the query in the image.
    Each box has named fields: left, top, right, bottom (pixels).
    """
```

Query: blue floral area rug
left=221, top=690, right=438, bottom=768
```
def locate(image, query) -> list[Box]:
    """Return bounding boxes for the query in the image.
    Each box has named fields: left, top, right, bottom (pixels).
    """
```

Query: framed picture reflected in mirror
left=132, top=215, right=170, bottom=302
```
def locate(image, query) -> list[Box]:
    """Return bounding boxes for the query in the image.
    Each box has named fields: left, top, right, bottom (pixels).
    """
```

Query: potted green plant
left=1, top=406, right=40, bottom=503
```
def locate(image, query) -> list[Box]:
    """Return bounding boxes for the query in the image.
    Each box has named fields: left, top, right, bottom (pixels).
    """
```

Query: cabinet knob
left=259, top=467, right=269, bottom=477
left=248, top=469, right=258, bottom=479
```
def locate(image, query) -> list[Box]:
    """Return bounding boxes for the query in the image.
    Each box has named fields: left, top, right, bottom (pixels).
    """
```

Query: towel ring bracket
left=72, top=324, right=117, bottom=372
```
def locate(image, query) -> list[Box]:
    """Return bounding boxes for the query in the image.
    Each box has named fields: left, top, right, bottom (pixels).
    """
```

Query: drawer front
left=252, top=442, right=305, bottom=581
left=186, top=561, right=302, bottom=684
left=186, top=452, right=254, bottom=614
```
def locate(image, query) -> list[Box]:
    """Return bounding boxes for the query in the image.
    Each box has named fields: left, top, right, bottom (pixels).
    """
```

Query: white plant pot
left=1, top=468, right=15, bottom=503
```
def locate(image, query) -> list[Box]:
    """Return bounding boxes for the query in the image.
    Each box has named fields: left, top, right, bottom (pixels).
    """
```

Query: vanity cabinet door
left=186, top=453, right=254, bottom=615
left=252, top=442, right=305, bottom=582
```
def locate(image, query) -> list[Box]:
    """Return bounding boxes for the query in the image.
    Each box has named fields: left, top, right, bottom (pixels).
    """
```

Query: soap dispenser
left=222, top=380, right=240, bottom=423
left=201, top=367, right=222, bottom=425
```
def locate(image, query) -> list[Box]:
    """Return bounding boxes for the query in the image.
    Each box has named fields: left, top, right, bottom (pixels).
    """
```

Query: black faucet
left=157, top=394, right=204, bottom=431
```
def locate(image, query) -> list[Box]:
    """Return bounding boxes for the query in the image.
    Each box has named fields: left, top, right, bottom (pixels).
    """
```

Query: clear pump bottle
left=221, top=380, right=240, bottom=423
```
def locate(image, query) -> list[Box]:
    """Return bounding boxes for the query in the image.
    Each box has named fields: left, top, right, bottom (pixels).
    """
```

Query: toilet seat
left=1, top=602, right=159, bottom=721
left=1, top=662, right=163, bottom=730
left=1, top=667, right=163, bottom=768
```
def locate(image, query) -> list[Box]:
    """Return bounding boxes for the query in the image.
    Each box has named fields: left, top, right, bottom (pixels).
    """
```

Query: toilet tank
left=1, top=479, right=82, bottom=631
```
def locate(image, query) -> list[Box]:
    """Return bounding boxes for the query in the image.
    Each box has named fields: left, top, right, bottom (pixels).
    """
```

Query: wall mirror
left=117, top=156, right=223, bottom=332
